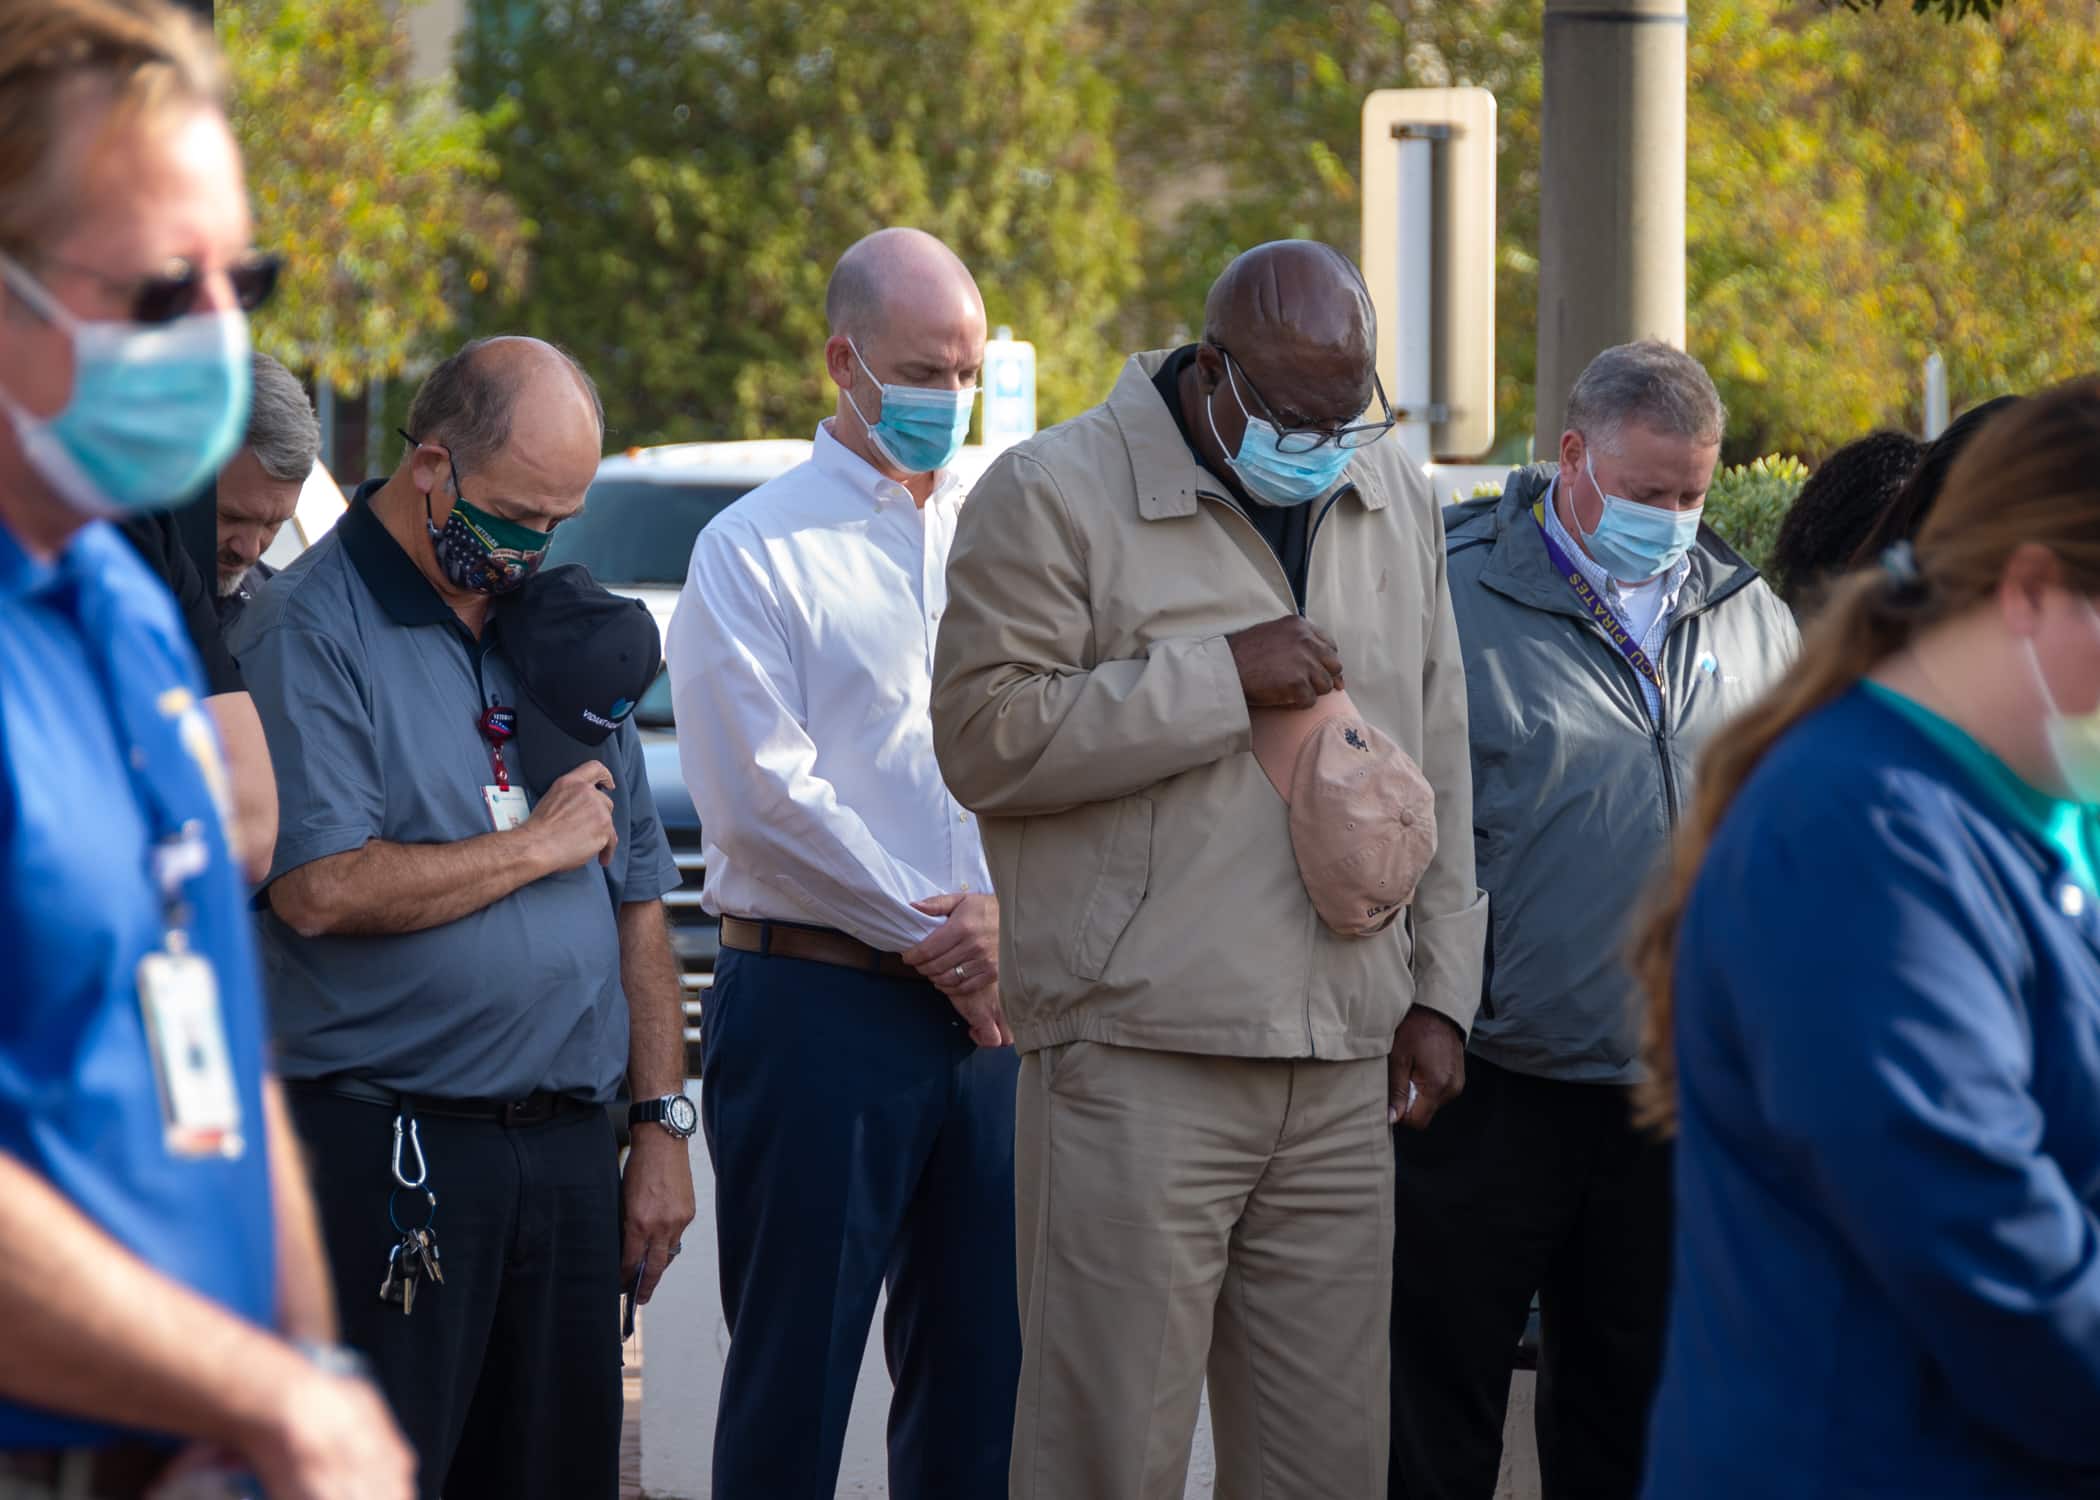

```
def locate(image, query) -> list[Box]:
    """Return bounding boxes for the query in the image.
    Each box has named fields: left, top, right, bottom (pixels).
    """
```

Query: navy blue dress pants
left=700, top=947, right=1022, bottom=1499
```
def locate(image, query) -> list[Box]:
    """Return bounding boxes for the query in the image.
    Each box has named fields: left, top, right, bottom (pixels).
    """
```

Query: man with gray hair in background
left=214, top=350, right=319, bottom=629
left=1392, top=341, right=1797, bottom=1500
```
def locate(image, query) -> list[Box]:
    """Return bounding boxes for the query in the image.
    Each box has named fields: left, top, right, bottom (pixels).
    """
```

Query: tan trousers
left=1011, top=1042, right=1394, bottom=1500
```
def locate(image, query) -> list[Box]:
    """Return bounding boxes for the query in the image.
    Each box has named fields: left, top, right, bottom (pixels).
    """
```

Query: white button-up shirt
left=1540, top=476, right=1690, bottom=723
left=667, top=422, right=990, bottom=954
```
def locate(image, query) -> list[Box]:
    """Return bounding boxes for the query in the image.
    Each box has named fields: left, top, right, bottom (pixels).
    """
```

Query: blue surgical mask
left=1207, top=360, right=1353, bottom=508
left=1579, top=450, right=1701, bottom=582
left=846, top=339, right=976, bottom=475
left=0, top=253, right=252, bottom=519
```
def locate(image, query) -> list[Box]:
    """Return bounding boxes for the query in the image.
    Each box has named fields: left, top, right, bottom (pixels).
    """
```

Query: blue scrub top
left=0, top=517, right=276, bottom=1448
left=1646, top=685, right=2100, bottom=1498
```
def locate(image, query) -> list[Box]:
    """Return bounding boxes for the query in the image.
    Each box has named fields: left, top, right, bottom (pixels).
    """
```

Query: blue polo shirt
left=0, top=517, right=276, bottom=1448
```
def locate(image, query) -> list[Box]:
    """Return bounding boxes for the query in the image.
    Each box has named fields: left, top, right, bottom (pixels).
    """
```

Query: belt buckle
left=501, top=1096, right=545, bottom=1127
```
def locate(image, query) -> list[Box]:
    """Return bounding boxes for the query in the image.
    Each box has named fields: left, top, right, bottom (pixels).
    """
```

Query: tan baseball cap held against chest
left=1249, top=689, right=1438, bottom=938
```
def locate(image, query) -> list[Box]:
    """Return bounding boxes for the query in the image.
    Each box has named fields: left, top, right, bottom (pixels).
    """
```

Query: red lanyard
left=476, top=704, right=518, bottom=790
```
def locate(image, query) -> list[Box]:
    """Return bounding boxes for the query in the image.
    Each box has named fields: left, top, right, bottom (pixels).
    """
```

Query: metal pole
left=1923, top=352, right=1949, bottom=440
left=1392, top=130, right=1437, bottom=468
left=1533, top=0, right=1688, bottom=458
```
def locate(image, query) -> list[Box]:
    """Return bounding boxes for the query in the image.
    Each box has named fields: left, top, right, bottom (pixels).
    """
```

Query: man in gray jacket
left=1389, top=342, right=1798, bottom=1500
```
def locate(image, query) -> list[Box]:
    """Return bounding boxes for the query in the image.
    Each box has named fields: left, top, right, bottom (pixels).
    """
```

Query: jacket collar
left=1108, top=350, right=1390, bottom=523
left=1476, top=462, right=1762, bottom=624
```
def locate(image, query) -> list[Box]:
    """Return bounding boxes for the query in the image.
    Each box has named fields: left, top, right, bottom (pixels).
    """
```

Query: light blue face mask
left=1207, top=359, right=1353, bottom=508
left=1580, top=450, right=1701, bottom=581
left=0, top=253, right=252, bottom=519
left=846, top=339, right=976, bottom=476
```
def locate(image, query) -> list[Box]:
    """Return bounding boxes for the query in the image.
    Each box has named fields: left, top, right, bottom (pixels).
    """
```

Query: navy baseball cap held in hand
left=493, top=563, right=662, bottom=797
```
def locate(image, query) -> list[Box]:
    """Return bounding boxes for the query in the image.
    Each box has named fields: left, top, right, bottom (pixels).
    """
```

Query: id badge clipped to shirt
left=138, top=935, right=245, bottom=1160
left=483, top=783, right=530, bottom=831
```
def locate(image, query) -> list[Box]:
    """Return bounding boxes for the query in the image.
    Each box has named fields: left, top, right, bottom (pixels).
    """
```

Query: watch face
left=667, top=1095, right=698, bottom=1135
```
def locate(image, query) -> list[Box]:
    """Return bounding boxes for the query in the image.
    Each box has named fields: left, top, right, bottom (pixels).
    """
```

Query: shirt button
left=2062, top=884, right=2087, bottom=918
left=130, top=747, right=147, bottom=772
left=960, top=880, right=972, bottom=893
left=958, top=811, right=970, bottom=823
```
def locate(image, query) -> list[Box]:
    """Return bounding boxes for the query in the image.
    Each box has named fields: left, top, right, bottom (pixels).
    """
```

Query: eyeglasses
left=27, top=251, right=281, bottom=325
left=1213, top=343, right=1397, bottom=454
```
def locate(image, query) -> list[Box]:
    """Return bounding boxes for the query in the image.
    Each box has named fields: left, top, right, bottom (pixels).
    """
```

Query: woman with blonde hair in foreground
left=1630, top=378, right=2100, bottom=1498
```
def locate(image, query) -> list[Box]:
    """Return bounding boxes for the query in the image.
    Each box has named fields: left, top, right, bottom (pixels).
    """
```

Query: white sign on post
left=981, top=327, right=1037, bottom=456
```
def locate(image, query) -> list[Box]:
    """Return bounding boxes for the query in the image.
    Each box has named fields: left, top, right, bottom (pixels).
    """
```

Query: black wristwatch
left=630, top=1092, right=698, bottom=1139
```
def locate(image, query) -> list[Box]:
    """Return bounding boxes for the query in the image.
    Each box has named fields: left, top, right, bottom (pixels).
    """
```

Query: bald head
left=400, top=334, right=604, bottom=537
left=1204, top=241, right=1375, bottom=375
left=825, top=228, right=984, bottom=344
left=406, top=335, right=604, bottom=473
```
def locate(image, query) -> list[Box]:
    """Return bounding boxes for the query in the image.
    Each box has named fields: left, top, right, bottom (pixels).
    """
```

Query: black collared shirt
left=1152, top=343, right=1312, bottom=608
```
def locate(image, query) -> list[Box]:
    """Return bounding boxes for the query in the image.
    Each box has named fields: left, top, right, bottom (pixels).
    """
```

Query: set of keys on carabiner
left=379, top=1107, right=445, bottom=1316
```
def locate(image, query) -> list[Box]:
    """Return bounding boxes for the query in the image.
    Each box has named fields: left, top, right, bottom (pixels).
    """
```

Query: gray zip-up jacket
left=1446, top=465, right=1799, bottom=1084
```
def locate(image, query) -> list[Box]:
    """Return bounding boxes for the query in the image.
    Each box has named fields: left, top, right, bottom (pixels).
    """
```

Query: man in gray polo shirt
left=229, top=336, right=694, bottom=1500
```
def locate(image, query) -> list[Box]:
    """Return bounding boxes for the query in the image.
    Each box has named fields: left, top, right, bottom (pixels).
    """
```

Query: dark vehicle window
left=634, top=666, right=676, bottom=729
left=546, top=478, right=752, bottom=586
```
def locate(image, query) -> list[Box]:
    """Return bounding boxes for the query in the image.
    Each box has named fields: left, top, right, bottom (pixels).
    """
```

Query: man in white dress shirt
left=667, top=227, right=1016, bottom=1500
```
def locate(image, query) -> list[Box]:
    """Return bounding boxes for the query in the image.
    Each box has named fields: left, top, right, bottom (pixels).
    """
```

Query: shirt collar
left=811, top=421, right=962, bottom=511
left=0, top=514, right=132, bottom=605
left=339, top=478, right=459, bottom=628
left=1540, top=475, right=1691, bottom=606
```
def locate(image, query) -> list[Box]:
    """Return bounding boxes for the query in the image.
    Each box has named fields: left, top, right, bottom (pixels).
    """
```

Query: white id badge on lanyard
left=484, top=784, right=530, bottom=831
left=138, top=938, right=245, bottom=1160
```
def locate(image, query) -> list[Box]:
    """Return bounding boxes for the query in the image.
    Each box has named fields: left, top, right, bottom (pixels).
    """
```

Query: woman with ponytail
left=1632, top=378, right=2100, bottom=1498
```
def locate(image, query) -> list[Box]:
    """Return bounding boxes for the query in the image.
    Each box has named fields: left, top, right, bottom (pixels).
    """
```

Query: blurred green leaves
left=458, top=0, right=1135, bottom=447
left=221, top=0, right=524, bottom=391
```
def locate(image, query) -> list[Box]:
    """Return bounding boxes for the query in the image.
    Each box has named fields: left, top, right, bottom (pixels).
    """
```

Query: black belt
left=286, top=1075, right=596, bottom=1126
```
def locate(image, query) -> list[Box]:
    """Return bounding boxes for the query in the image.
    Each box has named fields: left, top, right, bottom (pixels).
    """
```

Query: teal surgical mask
left=0, top=252, right=251, bottom=519
left=1208, top=360, right=1353, bottom=508
left=2026, top=601, right=2100, bottom=804
left=1580, top=450, right=1701, bottom=582
left=845, top=339, right=976, bottom=475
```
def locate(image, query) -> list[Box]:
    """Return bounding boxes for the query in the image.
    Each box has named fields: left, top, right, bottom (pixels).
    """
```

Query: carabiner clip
left=391, top=1112, right=428, bottom=1190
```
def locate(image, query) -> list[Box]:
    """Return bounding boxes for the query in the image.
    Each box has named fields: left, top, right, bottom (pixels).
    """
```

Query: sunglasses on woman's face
left=39, top=251, right=282, bottom=325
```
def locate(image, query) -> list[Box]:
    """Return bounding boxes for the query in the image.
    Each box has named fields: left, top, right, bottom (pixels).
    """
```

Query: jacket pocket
left=1065, top=796, right=1154, bottom=980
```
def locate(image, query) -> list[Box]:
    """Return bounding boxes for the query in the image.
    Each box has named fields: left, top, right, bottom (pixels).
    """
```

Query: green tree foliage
left=1093, top=0, right=1541, bottom=456
left=460, top=0, right=1135, bottom=447
left=1102, top=0, right=2073, bottom=463
left=1690, top=0, right=2100, bottom=457
left=220, top=0, right=524, bottom=390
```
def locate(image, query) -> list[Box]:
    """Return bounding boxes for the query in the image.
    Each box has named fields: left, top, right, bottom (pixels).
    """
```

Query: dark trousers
left=699, top=948, right=1022, bottom=1500
left=1389, top=1056, right=1673, bottom=1500
left=288, top=1089, right=622, bottom=1500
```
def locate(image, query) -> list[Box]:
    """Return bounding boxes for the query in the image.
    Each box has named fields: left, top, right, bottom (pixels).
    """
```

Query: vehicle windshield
left=634, top=666, right=677, bottom=729
left=546, top=478, right=753, bottom=586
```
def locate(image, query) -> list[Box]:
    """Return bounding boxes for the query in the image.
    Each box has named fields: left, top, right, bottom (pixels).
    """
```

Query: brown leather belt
left=0, top=1443, right=176, bottom=1499
left=719, top=916, right=922, bottom=983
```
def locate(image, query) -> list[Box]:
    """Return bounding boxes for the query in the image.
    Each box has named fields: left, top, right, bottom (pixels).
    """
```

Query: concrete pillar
left=1533, top=0, right=1688, bottom=456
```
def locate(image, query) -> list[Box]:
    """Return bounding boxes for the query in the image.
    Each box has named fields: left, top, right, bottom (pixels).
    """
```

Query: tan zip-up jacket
left=931, top=351, right=1487, bottom=1059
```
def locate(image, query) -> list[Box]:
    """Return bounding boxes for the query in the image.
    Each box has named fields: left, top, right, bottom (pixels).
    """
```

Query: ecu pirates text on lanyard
left=1532, top=501, right=1667, bottom=705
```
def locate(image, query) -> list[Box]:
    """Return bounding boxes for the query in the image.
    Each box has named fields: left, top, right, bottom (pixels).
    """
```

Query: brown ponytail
left=1633, top=377, right=2100, bottom=1131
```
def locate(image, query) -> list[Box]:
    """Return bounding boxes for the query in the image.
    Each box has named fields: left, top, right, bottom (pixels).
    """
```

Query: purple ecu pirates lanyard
left=1532, top=501, right=1667, bottom=704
